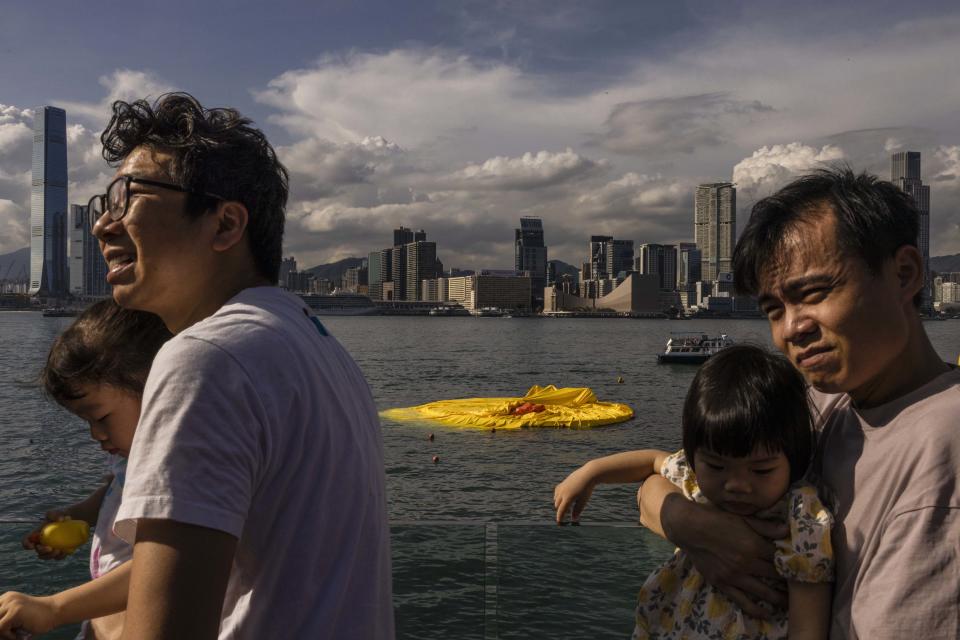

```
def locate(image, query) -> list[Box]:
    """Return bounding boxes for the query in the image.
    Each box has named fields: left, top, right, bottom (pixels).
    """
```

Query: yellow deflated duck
left=380, top=385, right=634, bottom=430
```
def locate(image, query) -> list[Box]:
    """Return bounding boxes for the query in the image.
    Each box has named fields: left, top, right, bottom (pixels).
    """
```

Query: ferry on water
left=657, top=333, right=734, bottom=364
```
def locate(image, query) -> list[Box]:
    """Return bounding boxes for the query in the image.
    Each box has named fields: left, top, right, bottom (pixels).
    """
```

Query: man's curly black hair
left=100, top=92, right=289, bottom=281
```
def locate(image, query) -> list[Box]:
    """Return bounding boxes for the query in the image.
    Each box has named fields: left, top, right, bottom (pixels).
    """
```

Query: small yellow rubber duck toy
left=39, top=518, right=90, bottom=554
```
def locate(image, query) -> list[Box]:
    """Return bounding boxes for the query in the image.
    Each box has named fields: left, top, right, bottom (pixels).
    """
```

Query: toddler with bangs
left=0, top=300, right=171, bottom=640
left=554, top=344, right=834, bottom=640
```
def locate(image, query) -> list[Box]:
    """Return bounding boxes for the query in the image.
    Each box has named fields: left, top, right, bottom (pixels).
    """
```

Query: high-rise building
left=694, top=183, right=736, bottom=281
left=278, top=256, right=297, bottom=288
left=68, top=204, right=111, bottom=298
left=394, top=226, right=414, bottom=247
left=367, top=251, right=383, bottom=300
left=589, top=235, right=613, bottom=280
left=637, top=243, right=678, bottom=291
left=891, top=151, right=931, bottom=311
left=30, top=106, right=69, bottom=297
left=405, top=241, right=438, bottom=301
left=69, top=205, right=85, bottom=296
left=676, top=242, right=700, bottom=290
left=515, top=217, right=548, bottom=309
left=606, top=239, right=635, bottom=280
left=391, top=245, right=407, bottom=300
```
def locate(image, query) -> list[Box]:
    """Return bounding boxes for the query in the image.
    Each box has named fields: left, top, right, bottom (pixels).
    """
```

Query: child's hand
left=0, top=592, right=58, bottom=638
left=21, top=511, right=70, bottom=561
left=553, top=467, right=597, bottom=524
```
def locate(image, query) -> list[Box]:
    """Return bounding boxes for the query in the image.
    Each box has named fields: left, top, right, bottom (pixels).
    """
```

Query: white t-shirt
left=115, top=287, right=394, bottom=639
left=91, top=455, right=131, bottom=579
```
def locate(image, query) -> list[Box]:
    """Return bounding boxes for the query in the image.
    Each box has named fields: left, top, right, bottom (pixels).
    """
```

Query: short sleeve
left=774, top=483, right=834, bottom=583
left=659, top=450, right=703, bottom=502
left=114, top=336, right=265, bottom=542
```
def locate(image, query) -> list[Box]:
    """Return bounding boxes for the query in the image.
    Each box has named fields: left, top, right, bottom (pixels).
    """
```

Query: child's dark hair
left=41, top=300, right=172, bottom=404
left=682, top=344, right=814, bottom=483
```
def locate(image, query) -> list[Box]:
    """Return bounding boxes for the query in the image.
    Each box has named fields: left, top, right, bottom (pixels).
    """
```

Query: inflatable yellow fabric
left=380, top=385, right=634, bottom=430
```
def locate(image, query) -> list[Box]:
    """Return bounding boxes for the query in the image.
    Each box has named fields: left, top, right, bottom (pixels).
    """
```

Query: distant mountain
left=305, top=257, right=364, bottom=282
left=0, top=247, right=29, bottom=281
left=931, top=254, right=960, bottom=274
left=549, top=259, right=579, bottom=278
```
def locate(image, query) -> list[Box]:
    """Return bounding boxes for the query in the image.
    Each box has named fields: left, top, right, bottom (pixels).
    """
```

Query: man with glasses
left=90, top=93, right=394, bottom=639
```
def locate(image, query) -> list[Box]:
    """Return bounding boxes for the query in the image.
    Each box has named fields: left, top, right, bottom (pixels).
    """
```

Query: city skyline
left=1, top=1, right=959, bottom=269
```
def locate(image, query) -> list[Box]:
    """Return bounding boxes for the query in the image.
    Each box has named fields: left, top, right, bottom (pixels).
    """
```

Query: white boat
left=429, top=305, right=471, bottom=317
left=657, top=333, right=734, bottom=364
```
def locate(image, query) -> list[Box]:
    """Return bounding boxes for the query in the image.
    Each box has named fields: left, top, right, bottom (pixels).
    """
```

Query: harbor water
left=1, top=312, right=957, bottom=638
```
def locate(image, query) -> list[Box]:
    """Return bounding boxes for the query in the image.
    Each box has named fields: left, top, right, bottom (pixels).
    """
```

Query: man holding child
left=637, top=168, right=959, bottom=638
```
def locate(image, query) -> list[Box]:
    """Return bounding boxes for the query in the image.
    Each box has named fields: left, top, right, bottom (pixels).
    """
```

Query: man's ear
left=211, top=201, right=249, bottom=253
left=891, top=244, right=924, bottom=304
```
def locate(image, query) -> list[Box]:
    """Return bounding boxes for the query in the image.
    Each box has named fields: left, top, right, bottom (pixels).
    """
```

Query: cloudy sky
left=2, top=0, right=959, bottom=269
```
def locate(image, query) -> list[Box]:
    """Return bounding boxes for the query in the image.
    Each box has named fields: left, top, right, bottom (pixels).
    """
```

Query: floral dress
left=632, top=451, right=834, bottom=640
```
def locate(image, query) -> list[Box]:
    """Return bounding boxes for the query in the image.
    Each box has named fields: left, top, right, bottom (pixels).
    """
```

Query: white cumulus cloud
left=733, top=143, right=846, bottom=198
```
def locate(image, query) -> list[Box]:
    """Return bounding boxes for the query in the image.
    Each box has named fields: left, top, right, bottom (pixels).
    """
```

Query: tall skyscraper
left=68, top=204, right=111, bottom=298
left=515, top=217, right=548, bottom=309
left=589, top=235, right=613, bottom=280
left=405, top=241, right=438, bottom=301
left=30, top=106, right=69, bottom=297
left=367, top=251, right=383, bottom=300
left=394, top=226, right=414, bottom=247
left=606, top=239, right=635, bottom=280
left=69, top=205, right=85, bottom=296
left=891, top=151, right=931, bottom=311
left=694, top=183, right=736, bottom=281
left=637, top=243, right=678, bottom=291
left=677, top=242, right=702, bottom=289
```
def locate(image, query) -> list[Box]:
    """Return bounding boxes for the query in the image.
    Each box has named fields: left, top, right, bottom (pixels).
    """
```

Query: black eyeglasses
left=88, top=175, right=226, bottom=223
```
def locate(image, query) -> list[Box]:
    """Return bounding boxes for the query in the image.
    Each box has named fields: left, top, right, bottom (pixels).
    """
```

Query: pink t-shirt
left=115, top=287, right=394, bottom=639
left=811, top=366, right=960, bottom=639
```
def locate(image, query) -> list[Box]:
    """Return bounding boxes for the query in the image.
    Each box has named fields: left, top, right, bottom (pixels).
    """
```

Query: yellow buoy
left=39, top=518, right=90, bottom=553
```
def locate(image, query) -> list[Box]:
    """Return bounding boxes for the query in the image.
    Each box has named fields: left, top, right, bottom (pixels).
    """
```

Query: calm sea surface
left=0, top=312, right=956, bottom=638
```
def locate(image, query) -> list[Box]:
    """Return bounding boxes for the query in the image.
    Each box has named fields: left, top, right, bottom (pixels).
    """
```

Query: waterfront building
left=286, top=270, right=314, bottom=293
left=30, top=106, right=69, bottom=298
left=891, top=151, right=931, bottom=311
left=405, top=241, right=438, bottom=301
left=677, top=242, right=700, bottom=289
left=68, top=204, right=111, bottom=298
left=545, top=272, right=660, bottom=315
left=391, top=244, right=407, bottom=300
left=367, top=251, right=383, bottom=300
left=606, top=239, right=635, bottom=280
left=636, top=243, right=678, bottom=291
left=421, top=278, right=439, bottom=302
left=515, top=217, right=548, bottom=310
left=694, top=182, right=736, bottom=281
left=443, top=273, right=532, bottom=312
left=381, top=281, right=395, bottom=301
left=589, top=235, right=613, bottom=280
left=68, top=205, right=85, bottom=297
left=342, top=262, right=368, bottom=293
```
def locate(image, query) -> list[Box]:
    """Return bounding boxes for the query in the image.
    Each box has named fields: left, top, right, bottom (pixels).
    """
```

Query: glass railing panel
left=495, top=523, right=675, bottom=639
left=0, top=521, right=87, bottom=639
left=391, top=523, right=487, bottom=640
left=0, top=520, right=675, bottom=640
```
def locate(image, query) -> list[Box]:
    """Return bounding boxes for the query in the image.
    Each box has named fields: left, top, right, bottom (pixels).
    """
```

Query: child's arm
left=22, top=478, right=112, bottom=560
left=554, top=450, right=671, bottom=523
left=0, top=561, right=130, bottom=636
left=787, top=581, right=831, bottom=640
